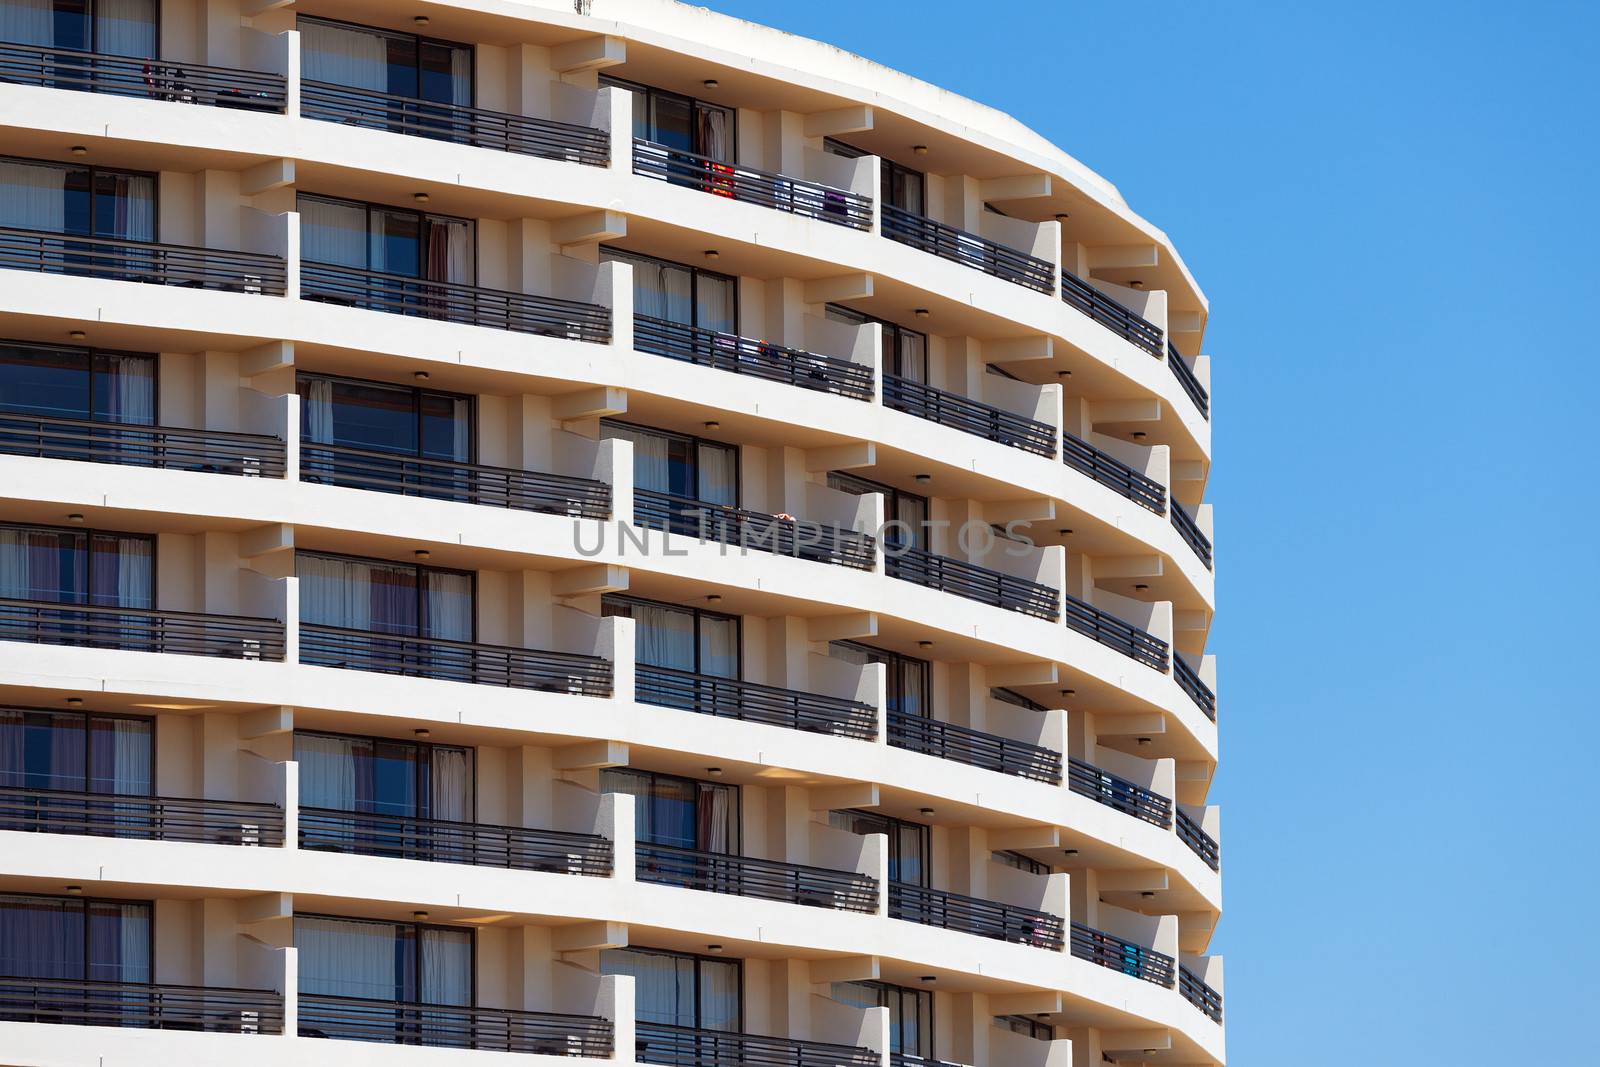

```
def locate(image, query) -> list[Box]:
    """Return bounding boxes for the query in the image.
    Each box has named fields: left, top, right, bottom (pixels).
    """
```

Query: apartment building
left=0, top=2, right=1222, bottom=1066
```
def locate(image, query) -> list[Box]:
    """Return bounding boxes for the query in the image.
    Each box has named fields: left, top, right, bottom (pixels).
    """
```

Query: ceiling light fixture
left=1059, top=688, right=1075, bottom=696
left=65, top=697, right=84, bottom=706
left=918, top=640, right=933, bottom=649
left=918, top=807, right=935, bottom=815
left=414, top=549, right=432, bottom=559
left=414, top=371, right=430, bottom=381
left=914, top=308, right=930, bottom=319
left=703, top=420, right=720, bottom=430
left=706, top=944, right=724, bottom=953
left=1053, top=212, right=1069, bottom=221
left=919, top=975, right=937, bottom=982
left=702, top=79, right=719, bottom=89
left=707, top=767, right=723, bottom=777
left=414, top=16, right=430, bottom=27
left=1062, top=848, right=1078, bottom=856
left=67, top=513, right=84, bottom=524
left=912, top=145, right=929, bottom=156
left=914, top=473, right=932, bottom=483
left=1135, top=583, right=1149, bottom=591
left=1132, top=431, right=1147, bottom=439
left=413, top=910, right=430, bottom=919
left=413, top=192, right=430, bottom=204
left=703, top=249, right=720, bottom=261
left=66, top=885, right=83, bottom=895
left=68, top=330, right=87, bottom=340
left=1137, top=737, right=1152, bottom=746
left=1128, top=279, right=1143, bottom=288
left=70, top=145, right=88, bottom=156
left=1057, top=528, right=1073, bottom=536
left=414, top=728, right=431, bottom=739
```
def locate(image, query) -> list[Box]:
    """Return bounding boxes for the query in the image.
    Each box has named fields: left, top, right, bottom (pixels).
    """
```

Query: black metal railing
left=887, top=711, right=1061, bottom=784
left=634, top=489, right=876, bottom=571
left=635, top=1021, right=878, bottom=1067
left=883, top=375, right=1055, bottom=456
left=300, top=442, right=609, bottom=518
left=300, top=807, right=612, bottom=875
left=0, top=42, right=286, bottom=111
left=882, top=204, right=1053, bottom=293
left=0, top=412, right=285, bottom=477
left=301, top=261, right=610, bottom=342
left=1059, top=269, right=1162, bottom=356
left=633, top=140, right=871, bottom=230
left=0, top=976, right=283, bottom=1032
left=1061, top=432, right=1165, bottom=514
left=0, top=226, right=286, bottom=294
left=637, top=843, right=878, bottom=913
left=302, top=81, right=608, bottom=165
left=1061, top=593, right=1168, bottom=670
left=889, top=1055, right=967, bottom=1067
left=887, top=546, right=1060, bottom=621
left=0, top=598, right=285, bottom=660
left=890, top=883, right=1064, bottom=950
left=1070, top=921, right=1175, bottom=987
left=1176, top=808, right=1220, bottom=872
left=1066, top=758, right=1171, bottom=828
left=1171, top=499, right=1213, bottom=570
left=1168, top=342, right=1210, bottom=420
left=1173, top=654, right=1217, bottom=722
left=634, top=315, right=873, bottom=400
left=299, top=993, right=611, bottom=1055
left=636, top=665, right=877, bottom=739
left=299, top=624, right=612, bottom=695
left=1179, top=964, right=1223, bottom=1022
left=0, top=786, right=283, bottom=845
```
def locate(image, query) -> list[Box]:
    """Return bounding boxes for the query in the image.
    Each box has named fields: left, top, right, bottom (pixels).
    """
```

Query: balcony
left=0, top=42, right=286, bottom=112
left=636, top=665, right=878, bottom=739
left=1069, top=921, right=1174, bottom=987
left=0, top=412, right=285, bottom=477
left=882, top=204, right=1053, bottom=293
left=1061, top=432, right=1165, bottom=514
left=300, top=261, right=610, bottom=341
left=1059, top=269, right=1162, bottom=356
left=298, top=993, right=611, bottom=1055
left=887, top=546, right=1060, bottom=621
left=887, top=711, right=1061, bottom=784
left=1179, top=964, right=1224, bottom=1022
left=299, top=808, right=612, bottom=875
left=635, top=1021, right=877, bottom=1067
left=0, top=787, right=283, bottom=846
left=0, top=976, right=283, bottom=1033
left=890, top=883, right=1065, bottom=950
left=883, top=375, right=1055, bottom=456
left=299, top=625, right=611, bottom=695
left=0, top=598, right=285, bottom=660
left=634, top=314, right=873, bottom=400
left=1173, top=654, right=1217, bottom=722
left=1061, top=593, right=1168, bottom=670
left=1171, top=499, right=1213, bottom=570
left=1168, top=341, right=1211, bottom=420
left=0, top=227, right=286, bottom=294
left=635, top=489, right=877, bottom=571
left=1066, top=757, right=1172, bottom=828
left=301, top=443, right=609, bottom=517
left=302, top=81, right=608, bottom=165
left=890, top=1056, right=966, bottom=1067
left=632, top=140, right=871, bottom=230
left=1176, top=809, right=1220, bottom=872
left=636, top=843, right=878, bottom=913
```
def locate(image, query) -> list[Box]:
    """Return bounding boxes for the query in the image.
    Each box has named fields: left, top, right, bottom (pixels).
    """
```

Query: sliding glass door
left=601, top=595, right=738, bottom=679
left=599, top=247, right=736, bottom=334
left=0, top=342, right=154, bottom=426
left=296, top=730, right=473, bottom=858
left=828, top=640, right=930, bottom=720
left=298, top=15, right=472, bottom=143
left=298, top=372, right=471, bottom=496
left=600, top=420, right=737, bottom=523
left=297, top=914, right=472, bottom=1043
left=601, top=946, right=740, bottom=1031
left=601, top=768, right=738, bottom=855
left=0, top=0, right=157, bottom=57
left=827, top=470, right=928, bottom=551
left=826, top=304, right=927, bottom=382
left=0, top=522, right=154, bottom=650
left=830, top=980, right=932, bottom=1058
left=0, top=707, right=152, bottom=836
left=0, top=892, right=151, bottom=1025
left=0, top=157, right=156, bottom=281
left=297, top=551, right=472, bottom=641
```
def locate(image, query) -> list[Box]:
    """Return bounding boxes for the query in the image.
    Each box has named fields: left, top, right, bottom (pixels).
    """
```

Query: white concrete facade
left=0, top=3, right=1221, bottom=1067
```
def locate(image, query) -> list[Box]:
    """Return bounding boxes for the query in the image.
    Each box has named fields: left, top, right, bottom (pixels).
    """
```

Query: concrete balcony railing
left=298, top=624, right=612, bottom=695
left=889, top=882, right=1066, bottom=950
left=635, top=1021, right=877, bottom=1067
left=634, top=489, right=877, bottom=571
left=0, top=598, right=286, bottom=661
left=0, top=411, right=286, bottom=477
left=635, top=664, right=878, bottom=739
left=888, top=710, right=1061, bottom=784
left=0, top=226, right=287, bottom=294
left=0, top=40, right=287, bottom=112
left=884, top=374, right=1056, bottom=457
left=0, top=786, right=284, bottom=846
left=636, top=842, right=879, bottom=913
left=0, top=976, right=284, bottom=1034
left=1070, top=920, right=1175, bottom=988
left=297, top=993, right=613, bottom=1055
left=633, top=138, right=873, bottom=230
left=882, top=204, right=1054, bottom=293
left=633, top=314, right=875, bottom=400
left=298, top=807, right=613, bottom=876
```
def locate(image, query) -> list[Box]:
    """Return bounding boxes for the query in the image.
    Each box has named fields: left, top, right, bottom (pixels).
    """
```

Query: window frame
left=823, top=303, right=927, bottom=381
left=831, top=979, right=934, bottom=1058
left=296, top=371, right=477, bottom=464
left=296, top=191, right=477, bottom=283
left=0, top=520, right=157, bottom=608
left=1, top=155, right=159, bottom=239
left=292, top=727, right=476, bottom=822
left=598, top=75, right=737, bottom=162
left=0, top=890, right=155, bottom=984
left=294, top=548, right=477, bottom=643
left=601, top=593, right=742, bottom=679
left=0, top=704, right=156, bottom=796
left=602, top=944, right=745, bottom=1031
left=295, top=14, right=475, bottom=107
left=600, top=767, right=742, bottom=855
left=829, top=638, right=931, bottom=721
left=599, top=417, right=740, bottom=508
left=0, top=339, right=159, bottom=425
left=294, top=911, right=476, bottom=1007
left=828, top=807, right=931, bottom=889
left=598, top=245, right=739, bottom=334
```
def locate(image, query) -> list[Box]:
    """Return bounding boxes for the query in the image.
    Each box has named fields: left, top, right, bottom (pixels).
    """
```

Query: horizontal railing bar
left=634, top=488, right=877, bottom=571
left=0, top=786, right=284, bottom=845
left=1069, top=920, right=1175, bottom=987
left=299, top=623, right=612, bottom=696
left=0, top=597, right=285, bottom=660
left=1173, top=653, right=1217, bottom=722
left=1059, top=269, right=1163, bottom=356
left=635, top=1021, right=877, bottom=1067
left=1176, top=807, right=1220, bottom=871
left=889, top=882, right=1065, bottom=950
left=1061, top=431, right=1166, bottom=514
left=0, top=42, right=286, bottom=111
left=883, top=374, right=1056, bottom=456
left=1167, top=341, right=1211, bottom=420
left=1061, top=592, right=1168, bottom=670
left=1170, top=498, right=1214, bottom=570
left=301, top=442, right=609, bottom=518
left=634, top=314, right=873, bottom=400
left=887, top=545, right=1060, bottom=620
left=637, top=842, right=879, bottom=912
left=1066, top=757, right=1172, bottom=827
left=887, top=710, right=1061, bottom=783
left=882, top=204, right=1053, bottom=292
left=633, top=139, right=871, bottom=230
left=299, top=806, right=611, bottom=875
left=1179, top=964, right=1224, bottom=1022
left=298, top=992, right=612, bottom=1055
left=0, top=226, right=286, bottom=294
left=0, top=975, right=284, bottom=1033
left=0, top=412, right=285, bottom=477
left=636, top=663, right=878, bottom=739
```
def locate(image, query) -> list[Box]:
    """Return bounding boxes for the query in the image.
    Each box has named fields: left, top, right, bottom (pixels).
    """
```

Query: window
left=880, top=158, right=925, bottom=215
left=991, top=686, right=1047, bottom=712
left=827, top=809, right=929, bottom=888
left=297, top=16, right=471, bottom=107
left=599, top=76, right=734, bottom=163
left=0, top=157, right=154, bottom=240
left=0, top=341, right=155, bottom=425
left=0, top=893, right=150, bottom=985
left=298, top=372, right=471, bottom=463
left=0, top=522, right=153, bottom=608
left=826, top=471, right=927, bottom=551
left=992, top=850, right=1047, bottom=876
left=0, top=707, right=151, bottom=797
left=295, top=730, right=473, bottom=822
left=298, top=193, right=474, bottom=284
left=996, top=1014, right=1054, bottom=1042
left=828, top=640, right=929, bottom=719
left=601, top=946, right=740, bottom=1030
left=296, top=914, right=471, bottom=1006
left=0, top=0, right=157, bottom=57
left=601, top=768, right=739, bottom=854
left=600, top=247, right=736, bottom=333
left=600, top=419, right=737, bottom=506
left=602, top=594, right=739, bottom=678
left=296, top=550, right=473, bottom=642
left=831, top=980, right=931, bottom=1057
left=824, top=304, right=927, bottom=383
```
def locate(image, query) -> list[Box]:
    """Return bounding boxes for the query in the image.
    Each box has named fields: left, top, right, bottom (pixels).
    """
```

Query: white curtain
left=697, top=106, right=731, bottom=163
left=0, top=160, right=66, bottom=232
left=449, top=398, right=469, bottom=462
left=111, top=718, right=150, bottom=795
left=299, top=19, right=388, bottom=90
left=114, top=356, right=154, bottom=425
left=295, top=733, right=358, bottom=810
left=419, top=928, right=471, bottom=1005
left=0, top=0, right=51, bottom=46
left=0, top=529, right=29, bottom=599
left=896, top=330, right=928, bottom=383
left=614, top=253, right=692, bottom=323
left=94, top=0, right=156, bottom=58
left=697, top=956, right=739, bottom=1030
left=111, top=174, right=154, bottom=242
left=449, top=48, right=471, bottom=106
left=114, top=536, right=152, bottom=609
left=697, top=616, right=737, bottom=679
left=697, top=783, right=731, bottom=853
left=423, top=570, right=472, bottom=641
left=695, top=443, right=736, bottom=506
left=603, top=423, right=670, bottom=495
left=298, top=553, right=373, bottom=631
left=693, top=273, right=735, bottom=334
left=429, top=748, right=470, bottom=822
left=601, top=949, right=694, bottom=1026
left=298, top=196, right=368, bottom=268
left=303, top=378, right=334, bottom=443
left=296, top=916, right=399, bottom=1000
left=633, top=603, right=694, bottom=671
left=116, top=903, right=150, bottom=982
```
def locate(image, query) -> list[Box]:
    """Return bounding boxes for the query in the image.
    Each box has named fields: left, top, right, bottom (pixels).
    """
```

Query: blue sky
left=703, top=1, right=1598, bottom=1061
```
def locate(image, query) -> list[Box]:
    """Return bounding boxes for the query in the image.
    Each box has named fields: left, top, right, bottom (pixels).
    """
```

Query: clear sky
left=699, top=1, right=1598, bottom=1062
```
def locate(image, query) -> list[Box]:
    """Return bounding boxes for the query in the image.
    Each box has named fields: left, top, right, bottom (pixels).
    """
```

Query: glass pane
left=383, top=32, right=419, bottom=98
left=0, top=159, right=70, bottom=232
left=418, top=41, right=471, bottom=106
left=51, top=0, right=89, bottom=52
left=894, top=329, right=928, bottom=383
left=91, top=353, right=155, bottom=425
left=0, top=0, right=55, bottom=47
left=87, top=715, right=151, bottom=795
left=697, top=615, right=738, bottom=679
left=830, top=981, right=881, bottom=1012
left=295, top=915, right=402, bottom=1001
left=649, top=92, right=693, bottom=151
left=295, top=732, right=360, bottom=810
left=423, top=217, right=473, bottom=285
left=695, top=782, right=736, bottom=854
left=419, top=927, right=471, bottom=1005
left=421, top=569, right=472, bottom=641
left=0, top=526, right=85, bottom=602
left=0, top=343, right=91, bottom=419
left=371, top=208, right=422, bottom=277
left=91, top=170, right=153, bottom=241
left=694, top=442, right=736, bottom=506
left=694, top=272, right=736, bottom=333
left=0, top=894, right=85, bottom=979
left=298, top=18, right=389, bottom=91
left=894, top=824, right=927, bottom=886
left=698, top=958, right=739, bottom=1030
left=327, top=379, right=418, bottom=456
left=0, top=708, right=86, bottom=791
left=87, top=533, right=152, bottom=609
left=426, top=747, right=472, bottom=822
left=298, top=196, right=369, bottom=268
left=603, top=769, right=697, bottom=849
left=694, top=103, right=733, bottom=163
left=665, top=435, right=696, bottom=498
left=93, top=0, right=156, bottom=59
left=601, top=948, right=696, bottom=1027
left=895, top=494, right=927, bottom=550
left=86, top=901, right=149, bottom=983
left=630, top=602, right=696, bottom=671
left=419, top=394, right=469, bottom=462
left=367, top=738, right=419, bottom=817
left=601, top=422, right=670, bottom=495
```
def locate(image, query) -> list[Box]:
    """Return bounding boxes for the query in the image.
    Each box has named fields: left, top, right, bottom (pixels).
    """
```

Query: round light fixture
left=413, top=192, right=430, bottom=204
left=70, top=145, right=88, bottom=156
left=912, top=145, right=929, bottom=156
left=703, top=79, right=719, bottom=89
left=68, top=330, right=87, bottom=341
